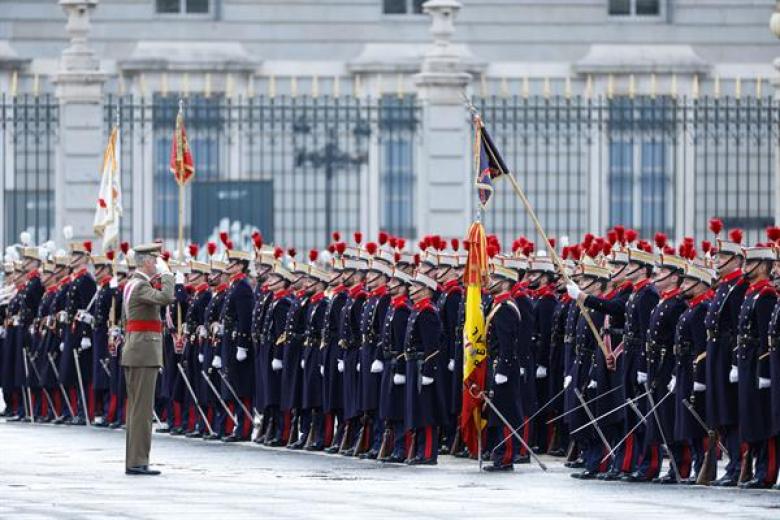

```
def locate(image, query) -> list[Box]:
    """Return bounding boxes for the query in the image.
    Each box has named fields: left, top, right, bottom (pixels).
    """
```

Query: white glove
left=80, top=337, right=92, bottom=350
left=198, top=353, right=204, bottom=364
left=337, top=360, right=344, bottom=373
left=197, top=325, right=208, bottom=339
left=693, top=381, right=706, bottom=392
left=356, top=363, right=361, bottom=373
left=370, top=360, right=384, bottom=373
left=272, top=358, right=283, bottom=371
left=29, top=325, right=35, bottom=336
left=447, top=359, right=455, bottom=372
left=319, top=365, right=324, bottom=376
left=300, top=359, right=305, bottom=369
left=587, top=379, right=597, bottom=390
left=236, top=347, right=247, bottom=362
left=729, top=365, right=738, bottom=383
left=59, top=342, right=65, bottom=352
left=637, top=371, right=648, bottom=385
left=156, top=256, right=171, bottom=274
left=494, top=373, right=508, bottom=385
left=667, top=376, right=676, bottom=393
left=212, top=355, right=222, bottom=369
left=536, top=365, right=548, bottom=379
left=421, top=376, right=434, bottom=386
left=175, top=271, right=185, bottom=285
left=519, top=367, right=526, bottom=376
left=109, top=276, right=118, bottom=289
left=563, top=375, right=572, bottom=389
left=758, top=377, right=771, bottom=389
left=566, top=281, right=582, bottom=300
left=0, top=326, right=5, bottom=339
left=393, top=373, right=406, bottom=385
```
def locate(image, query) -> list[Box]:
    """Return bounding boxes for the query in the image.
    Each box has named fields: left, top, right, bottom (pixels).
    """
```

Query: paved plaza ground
left=1, top=420, right=779, bottom=519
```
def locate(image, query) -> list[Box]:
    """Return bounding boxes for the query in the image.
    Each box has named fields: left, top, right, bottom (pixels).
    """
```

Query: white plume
left=19, top=231, right=31, bottom=246
left=55, top=248, right=67, bottom=258
left=62, top=225, right=74, bottom=240
left=43, top=241, right=56, bottom=254
left=559, top=236, right=570, bottom=248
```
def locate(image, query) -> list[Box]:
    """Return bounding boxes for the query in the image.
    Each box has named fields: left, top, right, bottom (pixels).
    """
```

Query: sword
left=545, top=384, right=623, bottom=424
left=479, top=388, right=547, bottom=472
left=644, top=383, right=681, bottom=483
left=491, top=385, right=568, bottom=454
left=47, top=353, right=76, bottom=418
left=199, top=368, right=237, bottom=425
left=72, top=347, right=91, bottom=426
left=176, top=362, right=215, bottom=436
left=20, top=347, right=35, bottom=423
left=600, top=387, right=673, bottom=464
left=682, top=398, right=728, bottom=458
left=573, top=388, right=612, bottom=454
left=569, top=388, right=651, bottom=435
left=216, top=369, right=253, bottom=420
left=99, top=358, right=112, bottom=379
left=25, top=349, right=61, bottom=421
left=627, top=396, right=647, bottom=425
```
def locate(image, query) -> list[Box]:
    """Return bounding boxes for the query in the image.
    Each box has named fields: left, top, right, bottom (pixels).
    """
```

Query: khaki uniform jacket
left=120, top=272, right=176, bottom=368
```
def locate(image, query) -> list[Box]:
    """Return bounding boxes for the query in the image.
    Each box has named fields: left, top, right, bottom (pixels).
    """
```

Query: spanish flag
left=460, top=220, right=488, bottom=454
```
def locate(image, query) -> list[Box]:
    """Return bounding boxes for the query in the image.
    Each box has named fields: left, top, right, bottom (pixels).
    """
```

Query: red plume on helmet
left=523, top=243, right=535, bottom=257
left=587, top=243, right=600, bottom=259
left=188, top=243, right=199, bottom=258
left=728, top=228, right=743, bottom=244
left=120, top=241, right=130, bottom=255
left=614, top=225, right=626, bottom=244
left=767, top=226, right=780, bottom=243
left=607, top=230, right=618, bottom=246
left=654, top=232, right=667, bottom=250
left=397, top=238, right=406, bottom=251
left=83, top=240, right=92, bottom=254
left=287, top=248, right=297, bottom=259
left=309, top=249, right=319, bottom=263
left=206, top=241, right=217, bottom=256
left=662, top=245, right=674, bottom=255
left=336, top=242, right=346, bottom=255
left=701, top=240, right=712, bottom=254
left=561, top=246, right=570, bottom=260
left=709, top=218, right=723, bottom=236
left=161, top=251, right=171, bottom=262
left=511, top=239, right=521, bottom=253
left=394, top=252, right=401, bottom=263
left=219, top=231, right=229, bottom=247
left=226, top=240, right=234, bottom=251
left=582, top=233, right=595, bottom=248
left=106, top=250, right=115, bottom=261
left=274, top=247, right=283, bottom=259
left=388, top=236, right=398, bottom=249
left=571, top=244, right=583, bottom=260
left=353, top=231, right=363, bottom=245
left=413, top=254, right=421, bottom=266
left=327, top=243, right=336, bottom=254
left=463, top=241, right=471, bottom=252
left=601, top=242, right=612, bottom=256
left=683, top=236, right=695, bottom=245
left=366, top=242, right=378, bottom=255
left=417, top=240, right=426, bottom=251
left=487, top=244, right=498, bottom=258
left=332, top=231, right=341, bottom=242
left=378, top=231, right=389, bottom=246
left=252, top=231, right=263, bottom=249
left=451, top=238, right=460, bottom=252
left=625, top=228, right=638, bottom=244
left=548, top=237, right=556, bottom=251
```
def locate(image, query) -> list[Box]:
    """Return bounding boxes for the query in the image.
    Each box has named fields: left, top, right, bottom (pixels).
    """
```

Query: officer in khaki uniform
left=121, top=243, right=175, bottom=475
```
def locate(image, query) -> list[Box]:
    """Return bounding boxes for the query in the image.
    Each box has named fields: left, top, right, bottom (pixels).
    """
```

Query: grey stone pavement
left=1, top=420, right=779, bottom=520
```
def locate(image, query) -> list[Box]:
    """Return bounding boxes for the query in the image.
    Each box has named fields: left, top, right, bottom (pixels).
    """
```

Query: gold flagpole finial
left=290, top=76, right=298, bottom=98
left=333, top=75, right=341, bottom=97
left=522, top=76, right=530, bottom=99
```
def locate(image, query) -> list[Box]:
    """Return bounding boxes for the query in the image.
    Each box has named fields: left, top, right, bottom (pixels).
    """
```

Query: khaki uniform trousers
left=124, top=366, right=158, bottom=469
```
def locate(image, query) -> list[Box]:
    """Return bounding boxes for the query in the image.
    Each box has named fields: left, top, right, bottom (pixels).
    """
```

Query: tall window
left=156, top=0, right=209, bottom=14
left=383, top=0, right=426, bottom=15
left=608, top=0, right=661, bottom=17
left=608, top=97, right=675, bottom=236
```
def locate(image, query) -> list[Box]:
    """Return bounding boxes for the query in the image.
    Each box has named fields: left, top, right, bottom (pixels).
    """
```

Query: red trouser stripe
left=241, top=399, right=252, bottom=438
left=69, top=388, right=78, bottom=416
left=54, top=391, right=62, bottom=417
left=424, top=426, right=433, bottom=460
left=173, top=401, right=182, bottom=428
left=679, top=443, right=692, bottom=479
left=39, top=392, right=47, bottom=418
left=87, top=384, right=94, bottom=420
left=282, top=411, right=292, bottom=442
left=647, top=444, right=660, bottom=478
left=324, top=413, right=334, bottom=447
left=107, top=394, right=118, bottom=423
left=766, top=437, right=778, bottom=485
left=502, top=426, right=514, bottom=466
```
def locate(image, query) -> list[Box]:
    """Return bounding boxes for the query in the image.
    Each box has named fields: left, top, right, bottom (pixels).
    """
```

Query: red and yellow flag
left=169, top=108, right=195, bottom=185
left=460, top=220, right=488, bottom=454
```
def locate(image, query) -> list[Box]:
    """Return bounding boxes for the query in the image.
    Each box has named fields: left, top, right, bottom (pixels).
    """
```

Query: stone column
left=413, top=0, right=473, bottom=239
left=770, top=2, right=780, bottom=225
left=52, top=0, right=107, bottom=244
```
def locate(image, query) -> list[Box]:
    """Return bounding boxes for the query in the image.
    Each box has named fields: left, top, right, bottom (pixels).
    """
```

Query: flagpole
left=177, top=98, right=185, bottom=261
left=465, top=97, right=613, bottom=365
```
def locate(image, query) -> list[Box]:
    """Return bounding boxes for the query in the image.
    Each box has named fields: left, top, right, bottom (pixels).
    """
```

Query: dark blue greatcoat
left=341, top=285, right=367, bottom=420
left=301, top=293, right=328, bottom=410
left=321, top=287, right=348, bottom=414
left=403, top=299, right=444, bottom=430
left=262, top=289, right=293, bottom=408
left=280, top=292, right=308, bottom=411
left=221, top=275, right=255, bottom=399
left=379, top=297, right=410, bottom=422
left=359, top=287, right=391, bottom=413
left=486, top=293, right=525, bottom=428
left=59, top=269, right=96, bottom=388
left=251, top=287, right=273, bottom=410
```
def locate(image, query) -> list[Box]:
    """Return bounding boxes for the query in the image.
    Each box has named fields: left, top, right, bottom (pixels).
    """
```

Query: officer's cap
left=133, top=243, right=163, bottom=257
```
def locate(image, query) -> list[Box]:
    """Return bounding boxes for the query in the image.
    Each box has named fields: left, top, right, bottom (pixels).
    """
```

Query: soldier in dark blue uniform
left=705, top=225, right=748, bottom=486
left=735, top=245, right=778, bottom=489
left=377, top=267, right=412, bottom=463
left=567, top=262, right=609, bottom=479
left=159, top=259, right=189, bottom=434
left=59, top=241, right=97, bottom=425
left=202, top=259, right=230, bottom=440
left=623, top=253, right=688, bottom=483
left=672, top=264, right=715, bottom=483
left=219, top=249, right=256, bottom=442
left=48, top=259, right=73, bottom=424
left=89, top=252, right=116, bottom=426
left=404, top=270, right=444, bottom=465
left=107, top=259, right=129, bottom=428
left=292, top=252, right=331, bottom=450
left=768, top=252, right=780, bottom=490
left=527, top=253, right=559, bottom=454
left=0, top=262, right=23, bottom=419
left=249, top=245, right=277, bottom=443
left=31, top=262, right=59, bottom=421
left=484, top=263, right=526, bottom=471
left=261, top=260, right=296, bottom=446
left=181, top=258, right=212, bottom=437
